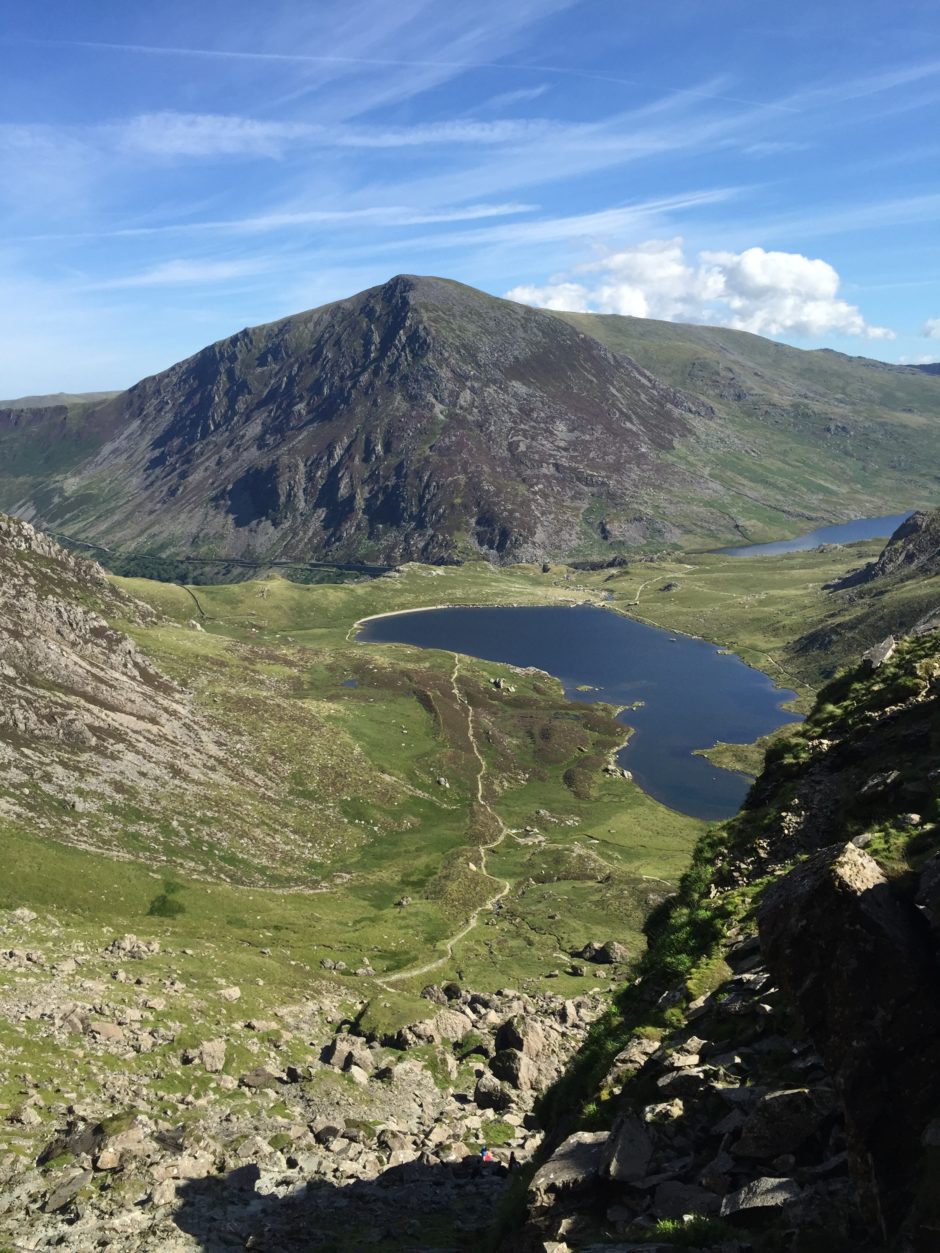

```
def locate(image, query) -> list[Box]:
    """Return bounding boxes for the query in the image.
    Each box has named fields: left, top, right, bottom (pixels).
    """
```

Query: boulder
left=490, top=1048, right=537, bottom=1090
left=433, top=1007, right=476, bottom=1041
left=601, top=1116, right=652, bottom=1183
left=759, top=842, right=940, bottom=1242
left=87, top=1021, right=125, bottom=1044
left=43, top=1170, right=92, bottom=1213
left=653, top=1180, right=719, bottom=1219
left=732, top=1087, right=835, bottom=1159
left=323, top=1032, right=374, bottom=1073
left=579, top=939, right=628, bottom=964
left=239, top=1067, right=280, bottom=1090
left=473, top=1072, right=512, bottom=1112
left=199, top=1038, right=226, bottom=1074
left=495, top=1014, right=545, bottom=1058
left=720, top=1175, right=801, bottom=1217
left=528, top=1131, right=607, bottom=1209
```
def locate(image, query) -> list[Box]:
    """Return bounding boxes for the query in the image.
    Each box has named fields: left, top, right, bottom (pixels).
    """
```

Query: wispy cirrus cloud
left=14, top=201, right=539, bottom=242
left=91, top=258, right=271, bottom=289
left=21, top=36, right=795, bottom=114
left=116, top=111, right=560, bottom=158
left=477, top=84, right=550, bottom=111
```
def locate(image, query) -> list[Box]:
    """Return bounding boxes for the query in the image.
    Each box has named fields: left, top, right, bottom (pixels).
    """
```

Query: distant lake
left=358, top=604, right=799, bottom=821
left=719, top=512, right=911, bottom=558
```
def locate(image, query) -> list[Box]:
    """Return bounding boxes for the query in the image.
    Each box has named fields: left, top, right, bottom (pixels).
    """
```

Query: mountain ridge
left=3, top=274, right=938, bottom=564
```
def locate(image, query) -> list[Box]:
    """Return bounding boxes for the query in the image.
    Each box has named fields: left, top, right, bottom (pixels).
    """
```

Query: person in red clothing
left=480, top=1145, right=494, bottom=1163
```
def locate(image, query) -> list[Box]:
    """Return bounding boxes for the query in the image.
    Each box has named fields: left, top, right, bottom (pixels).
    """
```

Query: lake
left=358, top=604, right=799, bottom=822
left=719, top=512, right=911, bottom=558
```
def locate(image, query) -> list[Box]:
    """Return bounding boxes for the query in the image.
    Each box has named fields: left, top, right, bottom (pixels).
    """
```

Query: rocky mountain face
left=517, top=627, right=940, bottom=1250
left=0, top=515, right=228, bottom=835
left=4, top=275, right=938, bottom=566
left=790, top=510, right=940, bottom=674
left=2, top=276, right=708, bottom=564
left=837, top=507, right=940, bottom=588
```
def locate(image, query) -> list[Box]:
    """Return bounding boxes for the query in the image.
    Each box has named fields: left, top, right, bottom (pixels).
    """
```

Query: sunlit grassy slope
left=7, top=533, right=928, bottom=1005
left=3, top=534, right=932, bottom=1146
left=558, top=310, right=940, bottom=546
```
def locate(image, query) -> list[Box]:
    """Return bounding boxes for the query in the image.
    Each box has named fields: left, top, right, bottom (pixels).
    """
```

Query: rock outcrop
left=836, top=508, right=940, bottom=589
left=0, top=514, right=230, bottom=838
left=515, top=627, right=940, bottom=1250
left=760, top=842, right=940, bottom=1243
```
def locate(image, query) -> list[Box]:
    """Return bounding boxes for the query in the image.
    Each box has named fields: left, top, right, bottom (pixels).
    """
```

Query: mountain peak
left=1, top=276, right=938, bottom=565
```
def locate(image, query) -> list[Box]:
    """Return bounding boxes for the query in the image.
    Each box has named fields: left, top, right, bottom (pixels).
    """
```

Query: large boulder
left=323, top=1032, right=374, bottom=1074
left=720, top=1175, right=801, bottom=1218
left=473, top=1072, right=512, bottom=1112
left=601, top=1115, right=652, bottom=1182
left=528, top=1131, right=608, bottom=1212
left=759, top=842, right=940, bottom=1243
left=732, top=1088, right=836, bottom=1160
left=495, top=1015, right=545, bottom=1058
left=490, top=1048, right=538, bottom=1090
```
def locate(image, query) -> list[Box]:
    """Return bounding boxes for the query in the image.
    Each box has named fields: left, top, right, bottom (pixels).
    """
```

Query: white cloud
left=924, top=317, right=940, bottom=340
left=479, top=85, right=550, bottom=111
left=118, top=113, right=312, bottom=158
left=95, top=259, right=268, bottom=289
left=115, top=111, right=557, bottom=159
left=505, top=281, right=591, bottom=312
left=506, top=238, right=896, bottom=340
left=333, top=118, right=555, bottom=147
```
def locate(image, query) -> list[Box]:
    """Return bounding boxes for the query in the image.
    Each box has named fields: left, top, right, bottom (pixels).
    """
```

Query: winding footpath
left=378, top=654, right=512, bottom=985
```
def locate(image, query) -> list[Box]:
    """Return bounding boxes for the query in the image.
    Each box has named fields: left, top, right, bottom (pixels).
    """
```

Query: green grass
left=556, top=308, right=940, bottom=548
left=4, top=536, right=929, bottom=1186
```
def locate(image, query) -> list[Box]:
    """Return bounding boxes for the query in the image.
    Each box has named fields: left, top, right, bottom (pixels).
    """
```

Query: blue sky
left=1, top=0, right=939, bottom=394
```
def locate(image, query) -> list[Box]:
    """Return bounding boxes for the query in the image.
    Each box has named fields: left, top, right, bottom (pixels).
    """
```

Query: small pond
left=719, top=512, right=911, bottom=558
left=358, top=604, right=799, bottom=821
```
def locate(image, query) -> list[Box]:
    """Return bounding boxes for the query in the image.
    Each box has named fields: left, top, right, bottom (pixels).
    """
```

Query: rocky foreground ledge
left=514, top=629, right=940, bottom=1252
left=0, top=904, right=608, bottom=1250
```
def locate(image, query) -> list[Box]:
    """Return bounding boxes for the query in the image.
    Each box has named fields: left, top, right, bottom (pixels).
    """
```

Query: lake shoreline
left=358, top=602, right=800, bottom=821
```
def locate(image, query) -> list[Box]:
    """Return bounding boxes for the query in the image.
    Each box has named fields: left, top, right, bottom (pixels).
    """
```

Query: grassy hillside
left=558, top=309, right=940, bottom=545
left=0, top=391, right=121, bottom=409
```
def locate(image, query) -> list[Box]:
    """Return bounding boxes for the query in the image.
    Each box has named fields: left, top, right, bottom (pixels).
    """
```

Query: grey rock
left=602, top=1116, right=653, bottom=1183
left=652, top=1180, right=719, bottom=1218
left=43, top=1169, right=92, bottom=1213
left=529, top=1131, right=607, bottom=1205
left=760, top=841, right=940, bottom=1238
left=490, top=1048, right=537, bottom=1090
left=474, top=1072, right=512, bottom=1112
left=495, top=1015, right=545, bottom=1058
left=732, top=1087, right=835, bottom=1159
left=720, top=1175, right=801, bottom=1216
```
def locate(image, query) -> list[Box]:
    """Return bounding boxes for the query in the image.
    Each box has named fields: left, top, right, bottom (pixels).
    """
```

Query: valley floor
left=1, top=533, right=918, bottom=1248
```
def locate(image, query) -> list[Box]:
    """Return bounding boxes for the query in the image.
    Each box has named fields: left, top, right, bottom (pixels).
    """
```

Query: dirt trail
left=378, top=655, right=512, bottom=985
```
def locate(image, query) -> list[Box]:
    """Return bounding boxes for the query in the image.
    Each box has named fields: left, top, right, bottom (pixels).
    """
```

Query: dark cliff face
left=518, top=631, right=940, bottom=1251
left=836, top=507, right=940, bottom=589
left=4, top=276, right=698, bottom=563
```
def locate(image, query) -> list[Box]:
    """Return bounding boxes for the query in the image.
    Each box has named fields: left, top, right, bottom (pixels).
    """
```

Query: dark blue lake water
left=358, top=604, right=799, bottom=822
left=719, top=512, right=911, bottom=558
